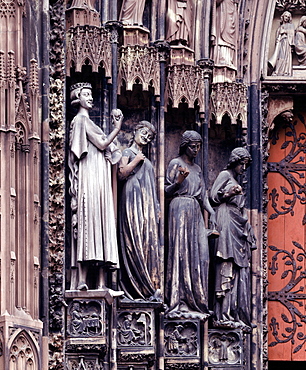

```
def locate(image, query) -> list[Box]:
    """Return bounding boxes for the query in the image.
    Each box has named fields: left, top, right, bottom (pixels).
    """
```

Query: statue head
left=132, top=121, right=157, bottom=146
left=281, top=11, right=292, bottom=24
left=299, top=15, right=306, bottom=28
left=227, top=147, right=252, bottom=169
left=179, top=130, right=202, bottom=155
left=70, top=82, right=92, bottom=107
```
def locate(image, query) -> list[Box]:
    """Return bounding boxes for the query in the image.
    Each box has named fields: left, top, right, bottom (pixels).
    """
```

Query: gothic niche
left=164, top=321, right=199, bottom=358
left=117, top=310, right=153, bottom=347
left=67, top=300, right=105, bottom=338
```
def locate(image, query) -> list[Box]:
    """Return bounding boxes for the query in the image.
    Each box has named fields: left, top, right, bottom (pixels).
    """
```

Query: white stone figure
left=268, top=11, right=295, bottom=76
left=68, top=82, right=123, bottom=293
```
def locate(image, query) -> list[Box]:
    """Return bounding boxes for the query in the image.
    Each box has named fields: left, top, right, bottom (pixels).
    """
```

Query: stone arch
left=9, top=330, right=39, bottom=370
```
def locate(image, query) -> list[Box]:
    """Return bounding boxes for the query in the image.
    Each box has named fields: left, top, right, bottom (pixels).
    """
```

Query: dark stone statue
left=118, top=121, right=161, bottom=300
left=165, top=130, right=217, bottom=320
left=210, top=147, right=256, bottom=332
left=68, top=82, right=123, bottom=293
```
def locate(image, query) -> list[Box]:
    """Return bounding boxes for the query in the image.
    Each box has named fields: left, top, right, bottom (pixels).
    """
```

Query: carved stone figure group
left=269, top=12, right=306, bottom=76
left=68, top=83, right=256, bottom=331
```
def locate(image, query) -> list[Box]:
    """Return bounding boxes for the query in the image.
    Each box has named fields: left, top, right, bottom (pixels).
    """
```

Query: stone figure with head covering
left=68, top=82, right=123, bottom=293
left=268, top=11, right=295, bottom=76
left=118, top=121, right=161, bottom=301
left=210, top=147, right=256, bottom=331
left=165, top=130, right=217, bottom=319
left=295, top=15, right=306, bottom=66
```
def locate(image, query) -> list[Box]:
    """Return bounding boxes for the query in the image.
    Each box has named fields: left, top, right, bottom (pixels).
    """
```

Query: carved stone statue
left=210, top=147, right=256, bottom=332
left=211, top=0, right=238, bottom=69
left=70, top=0, right=96, bottom=10
left=166, top=0, right=194, bottom=46
left=165, top=130, right=217, bottom=320
left=118, top=121, right=161, bottom=300
left=68, top=82, right=123, bottom=292
left=295, top=16, right=306, bottom=66
left=119, top=0, right=146, bottom=26
left=268, top=11, right=295, bottom=76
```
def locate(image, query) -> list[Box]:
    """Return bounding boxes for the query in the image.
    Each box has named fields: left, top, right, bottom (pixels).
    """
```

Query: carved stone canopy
left=210, top=82, right=248, bottom=127
left=165, top=65, right=205, bottom=112
left=118, top=45, right=160, bottom=94
left=66, top=25, right=112, bottom=79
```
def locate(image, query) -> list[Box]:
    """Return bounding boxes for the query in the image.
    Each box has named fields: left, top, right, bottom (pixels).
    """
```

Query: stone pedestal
left=117, top=298, right=163, bottom=369
left=122, top=25, right=150, bottom=46
left=64, top=290, right=114, bottom=370
left=213, top=66, right=237, bottom=83
left=169, top=45, right=195, bottom=66
left=66, top=7, right=100, bottom=29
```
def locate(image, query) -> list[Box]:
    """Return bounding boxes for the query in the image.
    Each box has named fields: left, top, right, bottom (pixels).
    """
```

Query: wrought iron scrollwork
left=268, top=114, right=306, bottom=224
left=268, top=241, right=306, bottom=353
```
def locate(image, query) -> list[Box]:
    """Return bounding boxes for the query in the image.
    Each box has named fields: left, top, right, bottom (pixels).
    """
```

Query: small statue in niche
left=118, top=121, right=161, bottom=301
left=210, top=147, right=256, bottom=332
left=119, top=0, right=146, bottom=26
left=211, top=0, right=239, bottom=69
left=165, top=130, right=217, bottom=320
left=68, top=82, right=123, bottom=292
left=268, top=11, right=295, bottom=76
left=295, top=16, right=306, bottom=66
left=166, top=0, right=194, bottom=46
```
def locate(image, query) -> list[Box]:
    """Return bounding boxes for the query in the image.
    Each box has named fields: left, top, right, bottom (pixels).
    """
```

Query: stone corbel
left=210, top=82, right=248, bottom=127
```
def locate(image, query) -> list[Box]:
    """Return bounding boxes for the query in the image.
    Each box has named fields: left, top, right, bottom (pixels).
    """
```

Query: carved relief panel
left=164, top=320, right=199, bottom=358
left=208, top=330, right=243, bottom=367
left=66, top=300, right=106, bottom=339
left=117, top=309, right=154, bottom=349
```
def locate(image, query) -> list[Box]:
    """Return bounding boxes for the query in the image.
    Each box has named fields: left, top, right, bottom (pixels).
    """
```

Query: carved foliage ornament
left=276, top=0, right=306, bottom=11
left=49, top=1, right=65, bottom=369
left=118, top=45, right=160, bottom=93
left=166, top=65, right=205, bottom=112
left=210, top=82, right=248, bottom=127
left=66, top=25, right=112, bottom=78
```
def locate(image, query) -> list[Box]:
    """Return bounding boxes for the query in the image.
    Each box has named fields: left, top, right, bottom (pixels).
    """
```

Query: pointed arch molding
left=118, top=45, right=160, bottom=94
left=9, top=329, right=40, bottom=369
left=66, top=25, right=112, bottom=78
